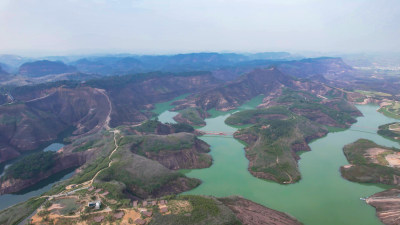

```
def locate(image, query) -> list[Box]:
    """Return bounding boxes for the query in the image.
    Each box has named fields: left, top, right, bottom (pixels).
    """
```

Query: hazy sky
left=0, top=0, right=399, bottom=55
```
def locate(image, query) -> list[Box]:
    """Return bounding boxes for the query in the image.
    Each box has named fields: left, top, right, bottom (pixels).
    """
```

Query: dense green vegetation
left=225, top=88, right=358, bottom=181
left=150, top=195, right=241, bottom=225
left=0, top=197, right=46, bottom=225
left=277, top=88, right=322, bottom=104
left=378, top=122, right=400, bottom=143
left=225, top=106, right=291, bottom=125
left=121, top=133, right=196, bottom=155
left=341, top=139, right=400, bottom=185
left=134, top=119, right=160, bottom=133
left=277, top=88, right=357, bottom=127
left=131, top=119, right=194, bottom=134
left=170, top=123, right=195, bottom=133
left=3, top=151, right=56, bottom=180
left=94, top=142, right=200, bottom=199
left=234, top=114, right=326, bottom=183
left=176, top=107, right=207, bottom=126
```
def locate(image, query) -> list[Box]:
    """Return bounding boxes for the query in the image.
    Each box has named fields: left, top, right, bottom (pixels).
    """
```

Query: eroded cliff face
left=367, top=189, right=400, bottom=225
left=219, top=196, right=303, bottom=225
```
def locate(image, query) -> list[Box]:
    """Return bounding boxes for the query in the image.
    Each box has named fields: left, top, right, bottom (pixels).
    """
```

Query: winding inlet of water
left=0, top=143, right=74, bottom=211
left=159, top=101, right=399, bottom=225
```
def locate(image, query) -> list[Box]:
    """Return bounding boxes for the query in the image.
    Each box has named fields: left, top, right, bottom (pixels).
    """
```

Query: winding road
left=89, top=129, right=120, bottom=185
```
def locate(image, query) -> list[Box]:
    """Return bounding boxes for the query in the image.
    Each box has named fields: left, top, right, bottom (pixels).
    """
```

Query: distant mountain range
left=0, top=56, right=354, bottom=166
left=0, top=52, right=301, bottom=78
left=18, top=60, right=77, bottom=77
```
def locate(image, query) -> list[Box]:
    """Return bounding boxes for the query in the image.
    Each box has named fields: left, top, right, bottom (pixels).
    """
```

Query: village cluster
left=29, top=185, right=173, bottom=225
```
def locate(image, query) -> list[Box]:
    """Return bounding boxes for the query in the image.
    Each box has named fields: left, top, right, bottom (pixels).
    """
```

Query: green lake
left=0, top=143, right=74, bottom=211
left=159, top=101, right=399, bottom=225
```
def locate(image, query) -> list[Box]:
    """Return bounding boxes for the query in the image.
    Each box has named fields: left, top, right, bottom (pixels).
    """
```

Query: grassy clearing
left=355, top=90, right=392, bottom=97
left=379, top=101, right=400, bottom=119
left=276, top=88, right=359, bottom=127
left=51, top=198, right=80, bottom=216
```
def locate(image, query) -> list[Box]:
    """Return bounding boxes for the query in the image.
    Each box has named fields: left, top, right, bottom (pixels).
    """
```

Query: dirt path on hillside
left=25, top=90, right=57, bottom=103
left=95, top=88, right=112, bottom=130
left=90, top=129, right=120, bottom=185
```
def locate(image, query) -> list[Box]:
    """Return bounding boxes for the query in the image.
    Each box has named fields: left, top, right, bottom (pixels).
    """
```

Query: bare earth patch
left=385, top=153, right=400, bottom=168
left=48, top=203, right=63, bottom=211
left=121, top=209, right=141, bottom=224
left=389, top=123, right=400, bottom=132
left=168, top=200, right=192, bottom=214
left=364, top=148, right=389, bottom=164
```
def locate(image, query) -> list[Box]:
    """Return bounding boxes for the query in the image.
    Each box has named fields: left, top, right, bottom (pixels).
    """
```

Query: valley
left=1, top=0, right=400, bottom=223
left=0, top=53, right=399, bottom=225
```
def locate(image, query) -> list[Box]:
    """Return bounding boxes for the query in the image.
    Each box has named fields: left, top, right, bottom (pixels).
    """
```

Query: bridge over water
left=197, top=130, right=235, bottom=136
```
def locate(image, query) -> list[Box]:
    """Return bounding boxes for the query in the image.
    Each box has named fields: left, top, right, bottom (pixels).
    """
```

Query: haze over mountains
left=0, top=51, right=399, bottom=225
left=0, top=52, right=299, bottom=78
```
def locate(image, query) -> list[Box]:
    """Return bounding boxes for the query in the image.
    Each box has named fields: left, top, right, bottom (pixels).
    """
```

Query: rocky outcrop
left=367, top=189, right=400, bottom=225
left=219, top=196, right=303, bottom=225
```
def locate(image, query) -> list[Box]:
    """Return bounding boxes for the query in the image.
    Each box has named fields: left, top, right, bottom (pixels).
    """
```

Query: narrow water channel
left=159, top=101, right=399, bottom=225
left=0, top=143, right=74, bottom=211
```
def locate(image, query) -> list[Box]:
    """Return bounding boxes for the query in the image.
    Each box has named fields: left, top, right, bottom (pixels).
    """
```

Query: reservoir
left=0, top=143, right=74, bottom=211
left=159, top=103, right=398, bottom=225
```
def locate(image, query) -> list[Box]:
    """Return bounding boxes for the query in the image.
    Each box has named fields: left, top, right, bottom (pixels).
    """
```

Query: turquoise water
left=43, top=143, right=64, bottom=152
left=152, top=94, right=190, bottom=124
left=177, top=104, right=399, bottom=225
left=0, top=143, right=73, bottom=211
